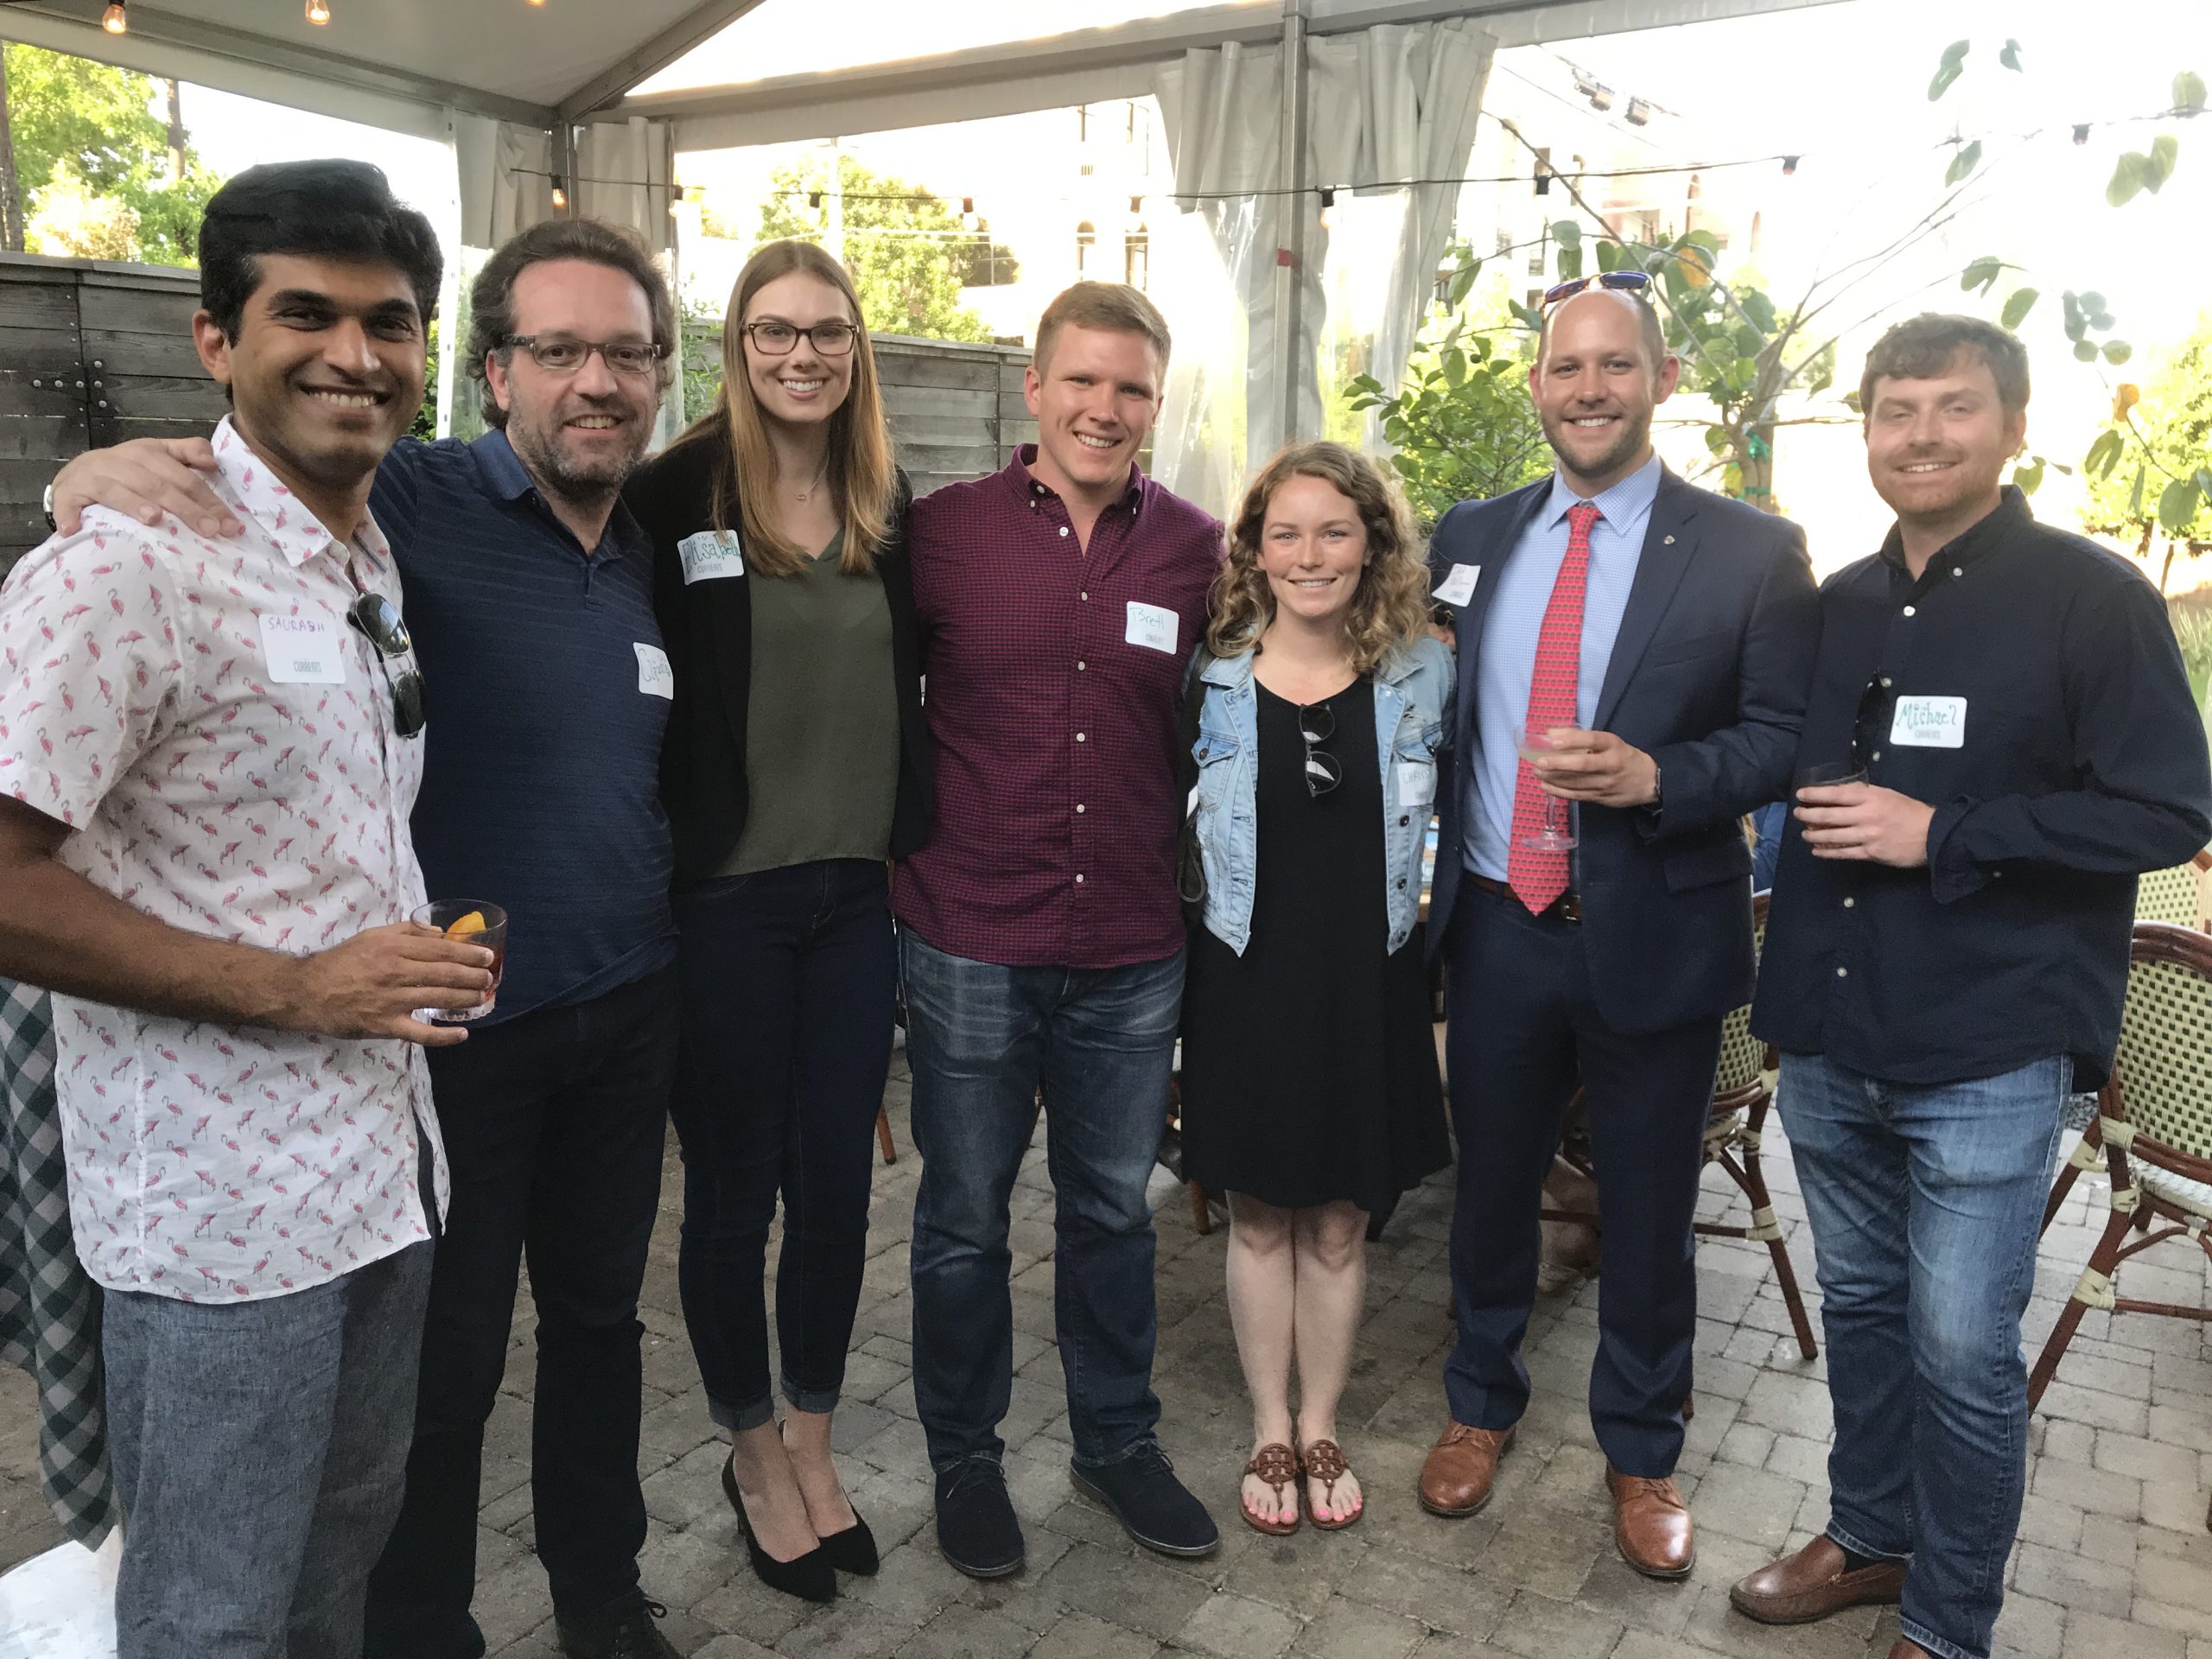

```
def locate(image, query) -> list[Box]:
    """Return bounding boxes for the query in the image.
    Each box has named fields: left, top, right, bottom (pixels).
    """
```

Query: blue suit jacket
left=1427, top=467, right=1818, bottom=1034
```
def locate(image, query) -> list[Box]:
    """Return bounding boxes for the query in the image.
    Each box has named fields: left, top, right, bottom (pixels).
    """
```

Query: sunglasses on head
left=1541, top=270, right=1654, bottom=308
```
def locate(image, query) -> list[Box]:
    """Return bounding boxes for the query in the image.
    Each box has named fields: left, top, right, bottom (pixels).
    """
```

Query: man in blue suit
left=1416, top=276, right=1818, bottom=1580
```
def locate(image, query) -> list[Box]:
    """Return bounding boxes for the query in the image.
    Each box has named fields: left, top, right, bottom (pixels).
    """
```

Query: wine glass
left=1516, top=723, right=1577, bottom=851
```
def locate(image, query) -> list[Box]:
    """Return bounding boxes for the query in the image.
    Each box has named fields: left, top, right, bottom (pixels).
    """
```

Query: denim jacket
left=1189, top=635, right=1454, bottom=957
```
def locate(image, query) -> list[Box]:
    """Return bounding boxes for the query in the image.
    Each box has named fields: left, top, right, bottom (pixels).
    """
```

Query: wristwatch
left=41, top=482, right=56, bottom=532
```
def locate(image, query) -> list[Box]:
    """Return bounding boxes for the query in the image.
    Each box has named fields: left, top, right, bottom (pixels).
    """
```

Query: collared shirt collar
left=470, top=427, right=649, bottom=561
left=209, top=415, right=389, bottom=571
left=1541, top=450, right=1663, bottom=532
left=1006, top=443, right=1148, bottom=514
left=1876, top=484, right=2030, bottom=576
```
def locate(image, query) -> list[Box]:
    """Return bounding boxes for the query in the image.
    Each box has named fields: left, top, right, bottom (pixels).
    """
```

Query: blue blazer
left=1427, top=466, right=1819, bottom=1034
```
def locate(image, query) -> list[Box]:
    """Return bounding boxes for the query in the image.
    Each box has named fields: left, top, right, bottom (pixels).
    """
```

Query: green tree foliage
left=1, top=42, right=221, bottom=266
left=756, top=154, right=993, bottom=343
left=2080, top=319, right=2212, bottom=590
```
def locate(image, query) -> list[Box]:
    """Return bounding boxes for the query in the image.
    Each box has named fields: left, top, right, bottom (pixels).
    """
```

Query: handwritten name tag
left=1398, top=761, right=1437, bottom=806
left=1891, top=695, right=1967, bottom=748
left=257, top=613, right=346, bottom=684
left=677, top=530, right=745, bottom=584
left=1126, top=601, right=1179, bottom=654
left=1432, top=564, right=1480, bottom=607
left=634, top=643, right=674, bottom=699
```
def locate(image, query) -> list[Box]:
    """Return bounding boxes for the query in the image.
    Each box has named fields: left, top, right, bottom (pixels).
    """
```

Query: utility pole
left=0, top=45, right=23, bottom=252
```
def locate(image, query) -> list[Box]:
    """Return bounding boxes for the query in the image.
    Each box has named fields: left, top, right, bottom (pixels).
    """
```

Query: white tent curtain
left=575, top=118, right=680, bottom=255
left=453, top=115, right=676, bottom=254
left=1152, top=19, right=1495, bottom=502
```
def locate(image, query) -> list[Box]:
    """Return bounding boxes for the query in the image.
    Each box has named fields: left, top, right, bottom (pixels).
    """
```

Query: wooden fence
left=0, top=251, right=1035, bottom=575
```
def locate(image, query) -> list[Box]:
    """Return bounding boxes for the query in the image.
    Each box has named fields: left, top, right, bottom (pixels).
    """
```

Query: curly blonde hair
left=1205, top=441, right=1432, bottom=675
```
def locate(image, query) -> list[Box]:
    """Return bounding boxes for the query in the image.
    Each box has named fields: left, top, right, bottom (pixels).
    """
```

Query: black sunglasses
left=1297, top=701, right=1342, bottom=798
left=346, top=593, right=426, bottom=739
left=1542, top=270, right=1654, bottom=308
left=1848, top=672, right=1891, bottom=773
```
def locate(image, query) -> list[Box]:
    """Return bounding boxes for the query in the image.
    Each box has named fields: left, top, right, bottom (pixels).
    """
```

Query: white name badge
left=258, top=613, right=346, bottom=684
left=634, top=642, right=674, bottom=699
left=1433, top=563, right=1481, bottom=607
left=1125, top=601, right=1179, bottom=654
left=1398, top=761, right=1437, bottom=806
left=1891, top=695, right=1967, bottom=748
left=677, top=529, right=745, bottom=584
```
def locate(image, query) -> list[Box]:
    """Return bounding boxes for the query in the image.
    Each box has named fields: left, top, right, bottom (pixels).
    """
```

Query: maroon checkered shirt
left=893, top=447, right=1224, bottom=969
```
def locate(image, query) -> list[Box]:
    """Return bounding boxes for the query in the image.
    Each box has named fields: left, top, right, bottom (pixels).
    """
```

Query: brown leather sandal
left=1300, top=1439, right=1363, bottom=1531
left=1240, top=1442, right=1302, bottom=1535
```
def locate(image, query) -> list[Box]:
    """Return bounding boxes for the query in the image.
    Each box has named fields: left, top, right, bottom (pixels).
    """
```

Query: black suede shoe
left=554, top=1592, right=678, bottom=1659
left=1071, top=1443, right=1220, bottom=1558
left=722, top=1453, right=836, bottom=1604
left=935, top=1459, right=1025, bottom=1579
left=818, top=1509, right=880, bottom=1576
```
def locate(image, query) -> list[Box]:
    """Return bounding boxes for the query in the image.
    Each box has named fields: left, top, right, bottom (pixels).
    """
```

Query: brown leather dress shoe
left=1418, top=1422, right=1516, bottom=1517
left=1605, top=1466, right=1694, bottom=1579
left=1730, top=1536, right=1906, bottom=1624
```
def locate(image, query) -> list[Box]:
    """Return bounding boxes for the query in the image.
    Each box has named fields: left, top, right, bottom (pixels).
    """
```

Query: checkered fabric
left=0, top=978, right=116, bottom=1545
left=2135, top=860, right=2207, bottom=929
left=1509, top=501, right=1600, bottom=913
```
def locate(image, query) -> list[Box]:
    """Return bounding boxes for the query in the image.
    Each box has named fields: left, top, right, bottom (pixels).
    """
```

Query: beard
left=1543, top=407, right=1650, bottom=485
left=507, top=405, right=649, bottom=505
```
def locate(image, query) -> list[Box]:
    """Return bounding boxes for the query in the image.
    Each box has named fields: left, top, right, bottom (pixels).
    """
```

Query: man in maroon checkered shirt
left=893, top=283, right=1224, bottom=1577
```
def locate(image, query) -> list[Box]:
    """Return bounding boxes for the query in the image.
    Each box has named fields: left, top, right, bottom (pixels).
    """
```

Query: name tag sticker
left=634, top=642, right=674, bottom=699
left=1125, top=601, right=1179, bottom=654
left=1891, top=695, right=1967, bottom=748
left=1398, top=761, right=1437, bottom=806
left=677, top=530, right=745, bottom=584
left=257, top=613, right=346, bottom=684
left=1433, top=563, right=1481, bottom=607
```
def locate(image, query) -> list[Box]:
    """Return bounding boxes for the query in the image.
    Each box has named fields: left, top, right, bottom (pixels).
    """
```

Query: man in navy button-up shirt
left=1735, top=316, right=2210, bottom=1659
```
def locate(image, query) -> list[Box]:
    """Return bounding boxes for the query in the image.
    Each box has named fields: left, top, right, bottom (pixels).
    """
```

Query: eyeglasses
left=499, top=334, right=666, bottom=376
left=742, top=320, right=858, bottom=357
left=1297, top=701, right=1342, bottom=798
left=1541, top=270, right=1654, bottom=308
left=346, top=592, right=425, bottom=739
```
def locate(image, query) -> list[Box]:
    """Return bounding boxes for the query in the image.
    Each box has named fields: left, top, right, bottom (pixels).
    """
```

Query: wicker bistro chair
left=1540, top=892, right=1820, bottom=1361
left=2030, top=923, right=2212, bottom=1410
left=2133, top=849, right=2212, bottom=929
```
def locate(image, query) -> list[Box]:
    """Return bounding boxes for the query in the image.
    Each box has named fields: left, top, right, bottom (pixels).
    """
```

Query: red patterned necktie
left=1507, top=500, right=1601, bottom=914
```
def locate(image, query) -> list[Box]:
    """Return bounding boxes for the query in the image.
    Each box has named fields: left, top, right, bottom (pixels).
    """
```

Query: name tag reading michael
left=634, top=642, right=674, bottom=699
left=1126, top=601, right=1179, bottom=654
left=1891, top=696, right=1967, bottom=748
left=258, top=613, right=346, bottom=684
left=677, top=530, right=746, bottom=584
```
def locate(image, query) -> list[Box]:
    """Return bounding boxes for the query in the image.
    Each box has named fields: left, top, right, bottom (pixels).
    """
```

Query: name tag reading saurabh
left=1125, top=601, right=1179, bottom=654
left=258, top=613, right=346, bottom=685
left=1890, top=696, right=1967, bottom=749
left=634, top=643, right=674, bottom=699
left=1433, top=564, right=1480, bottom=607
left=677, top=530, right=745, bottom=584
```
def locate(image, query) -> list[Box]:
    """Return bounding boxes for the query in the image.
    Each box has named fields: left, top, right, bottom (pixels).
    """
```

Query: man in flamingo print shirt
left=0, top=162, right=490, bottom=1659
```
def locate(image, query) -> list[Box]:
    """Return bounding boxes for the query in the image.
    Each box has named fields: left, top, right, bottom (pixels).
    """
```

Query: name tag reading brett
left=257, top=613, right=346, bottom=684
left=634, top=642, right=674, bottom=699
left=1126, top=601, right=1179, bottom=654
left=1891, top=695, right=1967, bottom=748
left=677, top=529, right=745, bottom=584
left=1432, top=564, right=1480, bottom=607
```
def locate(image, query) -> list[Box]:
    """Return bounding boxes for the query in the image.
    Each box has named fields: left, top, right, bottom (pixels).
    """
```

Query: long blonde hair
left=665, top=238, right=894, bottom=577
left=1205, top=442, right=1431, bottom=675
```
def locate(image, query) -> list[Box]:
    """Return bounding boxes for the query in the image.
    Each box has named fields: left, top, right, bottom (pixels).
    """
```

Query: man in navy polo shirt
left=52, top=215, right=685, bottom=1659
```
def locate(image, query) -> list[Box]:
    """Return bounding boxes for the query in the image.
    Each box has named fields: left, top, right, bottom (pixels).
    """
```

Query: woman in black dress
left=1179, top=442, right=1452, bottom=1535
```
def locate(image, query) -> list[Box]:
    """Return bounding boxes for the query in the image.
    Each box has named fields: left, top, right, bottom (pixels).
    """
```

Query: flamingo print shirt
left=0, top=417, right=446, bottom=1302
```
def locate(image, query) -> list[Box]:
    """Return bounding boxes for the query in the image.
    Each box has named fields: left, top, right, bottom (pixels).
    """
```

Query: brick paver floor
left=4, top=1053, right=2209, bottom=1657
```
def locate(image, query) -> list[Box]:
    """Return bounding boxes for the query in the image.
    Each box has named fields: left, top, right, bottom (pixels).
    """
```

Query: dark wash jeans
left=362, top=967, right=676, bottom=1659
left=1779, top=1052, right=2068, bottom=1659
left=899, top=931, right=1183, bottom=1471
left=669, top=859, right=895, bottom=1429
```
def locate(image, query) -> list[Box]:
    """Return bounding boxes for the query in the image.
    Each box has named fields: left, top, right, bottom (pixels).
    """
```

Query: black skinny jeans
left=670, top=859, right=894, bottom=1431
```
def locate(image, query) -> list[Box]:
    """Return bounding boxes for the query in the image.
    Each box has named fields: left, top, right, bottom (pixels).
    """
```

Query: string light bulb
left=306, top=0, right=331, bottom=22
left=1782, top=156, right=1799, bottom=175
left=550, top=175, right=569, bottom=210
left=102, top=1, right=127, bottom=33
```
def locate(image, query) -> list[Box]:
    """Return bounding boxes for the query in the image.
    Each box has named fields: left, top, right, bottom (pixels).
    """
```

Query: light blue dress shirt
left=1462, top=454, right=1662, bottom=880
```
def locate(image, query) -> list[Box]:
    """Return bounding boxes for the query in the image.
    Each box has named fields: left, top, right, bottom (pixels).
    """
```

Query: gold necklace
left=788, top=459, right=830, bottom=504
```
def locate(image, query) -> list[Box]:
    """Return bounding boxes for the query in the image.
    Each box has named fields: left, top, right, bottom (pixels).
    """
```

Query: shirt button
left=1080, top=591, right=1090, bottom=601
left=1396, top=879, right=1408, bottom=890
left=1075, top=732, right=1086, bottom=742
left=1058, top=525, right=1071, bottom=538
left=1842, top=896, right=1855, bottom=908
left=1077, top=661, right=1087, bottom=671
left=1952, top=567, right=1963, bottom=577
left=1836, top=965, right=1849, bottom=978
left=1076, top=804, right=1086, bottom=813
left=1872, top=750, right=1882, bottom=762
left=1881, top=677, right=1892, bottom=688
left=1075, top=873, right=1085, bottom=883
left=1399, top=815, right=1411, bottom=827
left=1902, top=605, right=1916, bottom=617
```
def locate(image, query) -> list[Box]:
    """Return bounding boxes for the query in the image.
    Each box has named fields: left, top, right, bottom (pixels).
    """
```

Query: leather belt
left=1468, top=872, right=1581, bottom=924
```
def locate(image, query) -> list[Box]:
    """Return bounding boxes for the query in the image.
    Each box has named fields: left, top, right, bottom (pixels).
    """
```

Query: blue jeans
left=103, top=1242, right=434, bottom=1659
left=1778, top=1052, right=2069, bottom=1659
left=670, top=861, right=895, bottom=1431
left=900, top=931, right=1182, bottom=1471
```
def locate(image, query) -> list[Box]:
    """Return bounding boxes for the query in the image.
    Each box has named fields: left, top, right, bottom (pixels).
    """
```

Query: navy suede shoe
left=1071, top=1443, right=1220, bottom=1558
left=935, top=1459, right=1025, bottom=1579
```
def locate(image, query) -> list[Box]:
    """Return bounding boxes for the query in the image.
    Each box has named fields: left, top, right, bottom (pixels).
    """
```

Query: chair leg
left=2042, top=1122, right=2105, bottom=1236
left=2028, top=1203, right=2134, bottom=1409
left=876, top=1104, right=896, bottom=1166
left=1728, top=1096, right=1818, bottom=1362
left=1189, top=1179, right=1211, bottom=1236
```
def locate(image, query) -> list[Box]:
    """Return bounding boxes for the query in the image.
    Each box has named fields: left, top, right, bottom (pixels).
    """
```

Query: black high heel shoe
left=817, top=1509, right=880, bottom=1576
left=721, top=1454, right=836, bottom=1603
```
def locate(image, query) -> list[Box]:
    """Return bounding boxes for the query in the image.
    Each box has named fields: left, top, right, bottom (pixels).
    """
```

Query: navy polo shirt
left=369, top=431, right=676, bottom=1023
